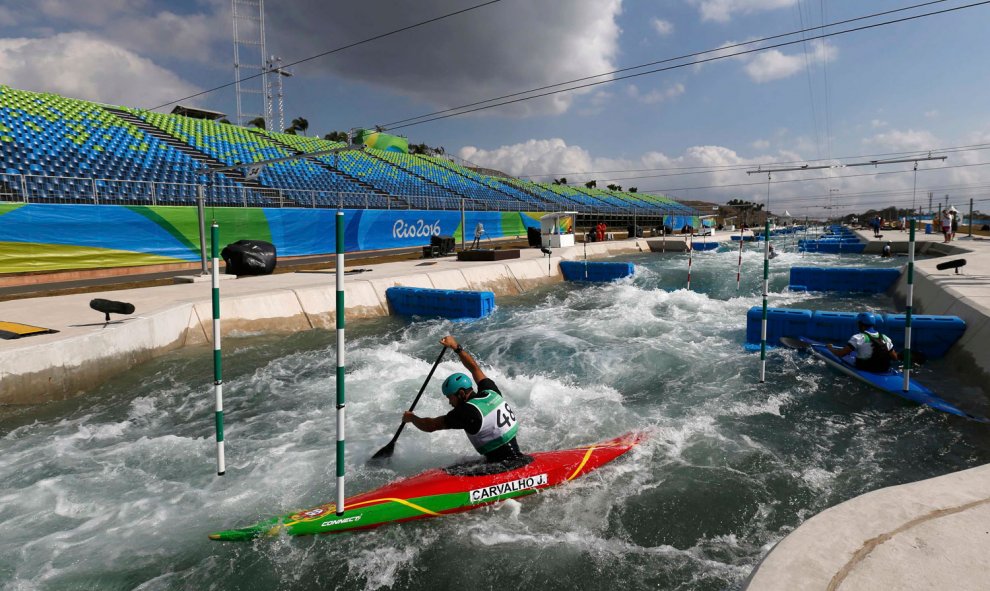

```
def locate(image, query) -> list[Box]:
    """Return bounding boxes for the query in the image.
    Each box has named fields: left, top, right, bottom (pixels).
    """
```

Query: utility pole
left=928, top=192, right=933, bottom=217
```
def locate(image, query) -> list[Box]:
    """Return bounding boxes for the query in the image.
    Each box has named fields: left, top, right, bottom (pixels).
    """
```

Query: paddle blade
left=778, top=337, right=811, bottom=350
left=369, top=441, right=396, bottom=462
left=904, top=349, right=928, bottom=368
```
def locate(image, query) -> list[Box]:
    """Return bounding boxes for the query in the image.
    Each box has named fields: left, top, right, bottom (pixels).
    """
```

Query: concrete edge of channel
left=742, top=463, right=990, bottom=590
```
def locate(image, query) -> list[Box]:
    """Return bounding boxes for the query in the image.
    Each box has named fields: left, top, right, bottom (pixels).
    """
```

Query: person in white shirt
left=827, top=312, right=899, bottom=372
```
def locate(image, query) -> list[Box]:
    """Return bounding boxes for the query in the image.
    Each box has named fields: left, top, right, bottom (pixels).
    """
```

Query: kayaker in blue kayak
left=827, top=312, right=899, bottom=372
left=402, top=335, right=524, bottom=463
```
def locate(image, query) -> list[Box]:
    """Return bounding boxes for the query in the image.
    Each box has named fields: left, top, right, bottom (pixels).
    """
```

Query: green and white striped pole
left=736, top=225, right=743, bottom=290
left=903, top=219, right=916, bottom=391
left=760, top=217, right=770, bottom=383
left=211, top=221, right=225, bottom=476
left=686, top=234, right=693, bottom=290
left=760, top=175, right=771, bottom=383
left=335, top=210, right=346, bottom=515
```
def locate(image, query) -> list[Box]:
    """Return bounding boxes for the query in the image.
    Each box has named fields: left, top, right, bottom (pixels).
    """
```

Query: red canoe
left=210, top=431, right=646, bottom=541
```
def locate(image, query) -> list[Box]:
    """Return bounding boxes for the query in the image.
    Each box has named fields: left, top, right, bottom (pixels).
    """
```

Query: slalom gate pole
left=969, top=198, right=974, bottom=238
left=903, top=219, right=915, bottom=391
left=736, top=226, right=743, bottom=290
left=686, top=234, right=693, bottom=290
left=760, top=173, right=771, bottom=384
left=584, top=231, right=588, bottom=280
left=661, top=223, right=666, bottom=254
left=335, top=210, right=346, bottom=515
left=760, top=218, right=770, bottom=383
left=210, top=222, right=225, bottom=476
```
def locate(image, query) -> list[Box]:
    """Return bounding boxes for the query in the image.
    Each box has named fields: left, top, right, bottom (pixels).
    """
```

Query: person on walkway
left=402, top=335, right=524, bottom=463
left=827, top=312, right=898, bottom=372
left=941, top=209, right=952, bottom=242
left=950, top=208, right=959, bottom=240
left=873, top=215, right=882, bottom=237
left=596, top=221, right=606, bottom=242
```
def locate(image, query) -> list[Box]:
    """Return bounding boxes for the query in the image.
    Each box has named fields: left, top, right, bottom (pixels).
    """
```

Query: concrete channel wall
left=0, top=239, right=652, bottom=405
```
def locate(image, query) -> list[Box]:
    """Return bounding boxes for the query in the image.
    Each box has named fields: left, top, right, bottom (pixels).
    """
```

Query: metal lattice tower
left=232, top=0, right=269, bottom=127
left=266, top=56, right=292, bottom=133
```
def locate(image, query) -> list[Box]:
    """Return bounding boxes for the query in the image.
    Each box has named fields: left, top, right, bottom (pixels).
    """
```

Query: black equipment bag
left=221, top=240, right=277, bottom=276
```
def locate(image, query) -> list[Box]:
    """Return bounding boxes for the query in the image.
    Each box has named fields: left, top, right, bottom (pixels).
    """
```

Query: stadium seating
left=0, top=84, right=698, bottom=215
left=0, top=85, right=242, bottom=204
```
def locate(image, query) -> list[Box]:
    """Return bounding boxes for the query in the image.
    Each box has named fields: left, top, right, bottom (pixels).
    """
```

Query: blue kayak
left=799, top=336, right=988, bottom=422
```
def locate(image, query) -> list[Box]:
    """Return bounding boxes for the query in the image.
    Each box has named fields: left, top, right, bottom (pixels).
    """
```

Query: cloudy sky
left=2, top=0, right=989, bottom=216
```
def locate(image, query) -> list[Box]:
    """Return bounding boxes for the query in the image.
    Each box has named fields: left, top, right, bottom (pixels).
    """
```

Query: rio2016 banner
left=0, top=203, right=545, bottom=274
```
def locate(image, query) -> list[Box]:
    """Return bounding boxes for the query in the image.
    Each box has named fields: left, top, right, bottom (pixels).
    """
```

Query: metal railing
left=0, top=171, right=699, bottom=216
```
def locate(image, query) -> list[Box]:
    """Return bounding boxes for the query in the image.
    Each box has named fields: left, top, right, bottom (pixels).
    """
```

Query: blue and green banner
left=0, top=204, right=545, bottom=274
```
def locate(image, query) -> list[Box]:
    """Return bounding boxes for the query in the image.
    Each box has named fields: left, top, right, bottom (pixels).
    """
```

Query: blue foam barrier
left=745, top=307, right=965, bottom=358
left=745, top=307, right=813, bottom=344
left=560, top=261, right=635, bottom=282
left=797, top=242, right=866, bottom=254
left=789, top=267, right=901, bottom=293
left=692, top=242, right=719, bottom=251
left=386, top=287, right=495, bottom=320
left=882, top=314, right=966, bottom=358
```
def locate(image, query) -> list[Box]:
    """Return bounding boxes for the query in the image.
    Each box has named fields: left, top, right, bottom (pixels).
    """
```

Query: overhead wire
left=382, top=1, right=990, bottom=131
left=512, top=142, right=990, bottom=180
left=380, top=0, right=953, bottom=129
left=145, top=0, right=506, bottom=111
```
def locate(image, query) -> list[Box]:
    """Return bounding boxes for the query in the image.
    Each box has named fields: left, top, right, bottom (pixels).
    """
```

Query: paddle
left=370, top=345, right=448, bottom=461
left=778, top=336, right=810, bottom=349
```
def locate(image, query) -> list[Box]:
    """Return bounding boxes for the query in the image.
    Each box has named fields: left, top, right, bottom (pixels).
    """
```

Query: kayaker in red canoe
left=402, top=335, right=525, bottom=463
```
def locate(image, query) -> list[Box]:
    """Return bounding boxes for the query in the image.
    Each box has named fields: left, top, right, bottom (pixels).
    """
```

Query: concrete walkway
left=0, top=237, right=664, bottom=404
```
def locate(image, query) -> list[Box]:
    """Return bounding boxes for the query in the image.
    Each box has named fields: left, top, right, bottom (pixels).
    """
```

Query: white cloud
left=863, top=129, right=939, bottom=152
left=651, top=18, right=674, bottom=36
left=871, top=119, right=887, bottom=128
left=626, top=83, right=685, bottom=104
left=37, top=0, right=150, bottom=26
left=458, top=135, right=987, bottom=215
left=924, top=110, right=940, bottom=118
left=460, top=139, right=599, bottom=182
left=110, top=11, right=228, bottom=63
left=743, top=41, right=836, bottom=83
left=3, top=1, right=227, bottom=63
left=0, top=33, right=200, bottom=108
left=688, top=0, right=796, bottom=23
left=268, top=0, right=623, bottom=118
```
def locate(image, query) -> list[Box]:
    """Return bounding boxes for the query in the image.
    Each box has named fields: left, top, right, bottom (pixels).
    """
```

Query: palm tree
left=552, top=177, right=568, bottom=185
left=606, top=184, right=622, bottom=191
left=247, top=117, right=266, bottom=130
left=290, top=117, right=309, bottom=136
left=629, top=187, right=638, bottom=193
left=585, top=180, right=597, bottom=188
left=284, top=126, right=298, bottom=135
left=324, top=131, right=348, bottom=142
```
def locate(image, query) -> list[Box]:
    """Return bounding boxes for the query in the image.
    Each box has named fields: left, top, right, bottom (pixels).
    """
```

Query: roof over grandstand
left=170, top=105, right=226, bottom=121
